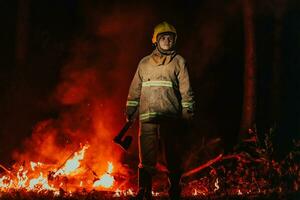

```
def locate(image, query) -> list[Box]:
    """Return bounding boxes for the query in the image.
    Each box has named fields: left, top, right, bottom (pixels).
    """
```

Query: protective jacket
left=126, top=49, right=195, bottom=122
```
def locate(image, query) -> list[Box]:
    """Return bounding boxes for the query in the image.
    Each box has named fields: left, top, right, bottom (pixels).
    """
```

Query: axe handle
left=114, top=120, right=134, bottom=142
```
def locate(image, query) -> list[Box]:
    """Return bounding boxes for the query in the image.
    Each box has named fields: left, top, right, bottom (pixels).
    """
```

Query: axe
left=113, top=120, right=134, bottom=151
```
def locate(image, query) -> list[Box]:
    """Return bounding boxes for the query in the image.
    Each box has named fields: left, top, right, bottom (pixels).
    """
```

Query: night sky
left=0, top=0, right=299, bottom=166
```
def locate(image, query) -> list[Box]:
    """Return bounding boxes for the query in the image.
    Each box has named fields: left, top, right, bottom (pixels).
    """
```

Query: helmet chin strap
left=156, top=43, right=176, bottom=55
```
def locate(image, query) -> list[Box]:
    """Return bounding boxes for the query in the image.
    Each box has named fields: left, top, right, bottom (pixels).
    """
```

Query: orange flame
left=53, top=144, right=89, bottom=177
left=0, top=176, right=13, bottom=190
left=0, top=144, right=124, bottom=193
left=17, top=166, right=28, bottom=188
left=113, top=188, right=135, bottom=197
left=93, top=162, right=114, bottom=189
left=28, top=172, right=54, bottom=191
left=214, top=178, right=219, bottom=192
left=30, top=161, right=43, bottom=171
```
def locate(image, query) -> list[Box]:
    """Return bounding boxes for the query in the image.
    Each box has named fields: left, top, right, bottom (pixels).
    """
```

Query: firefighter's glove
left=182, top=109, right=194, bottom=121
left=125, top=106, right=136, bottom=122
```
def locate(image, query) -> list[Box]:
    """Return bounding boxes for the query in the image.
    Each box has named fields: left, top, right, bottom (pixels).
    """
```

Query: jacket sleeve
left=178, top=61, right=195, bottom=112
left=126, top=64, right=142, bottom=116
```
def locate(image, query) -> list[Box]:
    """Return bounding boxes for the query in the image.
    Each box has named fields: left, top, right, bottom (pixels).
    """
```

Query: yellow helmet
left=152, top=21, right=177, bottom=44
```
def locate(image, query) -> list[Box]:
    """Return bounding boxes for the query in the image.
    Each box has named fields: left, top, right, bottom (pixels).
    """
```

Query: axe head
left=114, top=135, right=132, bottom=151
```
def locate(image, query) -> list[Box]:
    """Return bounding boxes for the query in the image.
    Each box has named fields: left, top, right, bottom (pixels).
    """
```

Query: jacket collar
left=150, top=48, right=176, bottom=66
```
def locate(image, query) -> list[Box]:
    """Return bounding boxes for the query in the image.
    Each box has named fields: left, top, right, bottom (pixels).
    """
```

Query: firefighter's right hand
left=125, top=107, right=136, bottom=122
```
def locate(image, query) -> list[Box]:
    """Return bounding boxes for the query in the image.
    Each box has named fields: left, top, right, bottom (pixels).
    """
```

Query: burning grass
left=0, top=125, right=299, bottom=199
left=0, top=144, right=129, bottom=195
left=0, top=139, right=299, bottom=199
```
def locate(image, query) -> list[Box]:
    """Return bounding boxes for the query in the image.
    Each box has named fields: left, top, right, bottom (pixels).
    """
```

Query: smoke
left=12, top=3, right=156, bottom=174
left=7, top=0, right=246, bottom=173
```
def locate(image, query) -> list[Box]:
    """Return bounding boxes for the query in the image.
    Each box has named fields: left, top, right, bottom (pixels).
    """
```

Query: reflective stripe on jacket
left=126, top=52, right=195, bottom=122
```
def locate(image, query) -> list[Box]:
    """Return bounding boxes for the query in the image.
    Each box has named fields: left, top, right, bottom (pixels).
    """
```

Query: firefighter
left=126, top=21, right=195, bottom=200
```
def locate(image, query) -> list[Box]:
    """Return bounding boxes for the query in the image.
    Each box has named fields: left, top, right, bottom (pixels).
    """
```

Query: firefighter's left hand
left=182, top=109, right=194, bottom=121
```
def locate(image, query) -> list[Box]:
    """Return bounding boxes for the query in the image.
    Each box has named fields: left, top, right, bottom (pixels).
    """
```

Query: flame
left=107, top=162, right=113, bottom=173
left=93, top=162, right=115, bottom=189
left=214, top=178, right=219, bottom=192
left=192, top=188, right=206, bottom=196
left=0, top=144, right=100, bottom=193
left=17, top=166, right=28, bottom=188
left=0, top=176, right=13, bottom=190
left=113, top=188, right=121, bottom=197
left=28, top=172, right=54, bottom=191
left=54, top=145, right=89, bottom=177
left=152, top=191, right=159, bottom=196
left=237, top=189, right=242, bottom=195
left=30, top=162, right=43, bottom=171
left=192, top=188, right=197, bottom=196
left=113, top=188, right=135, bottom=197
left=126, top=188, right=134, bottom=196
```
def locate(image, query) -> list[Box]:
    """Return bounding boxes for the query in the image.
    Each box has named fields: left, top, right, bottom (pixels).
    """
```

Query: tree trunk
left=271, top=0, right=285, bottom=129
left=239, top=0, right=257, bottom=141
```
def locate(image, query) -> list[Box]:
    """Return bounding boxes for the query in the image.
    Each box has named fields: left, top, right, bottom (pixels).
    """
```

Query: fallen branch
left=0, top=163, right=18, bottom=179
left=182, top=154, right=223, bottom=178
left=182, top=151, right=270, bottom=179
left=85, top=164, right=99, bottom=179
left=0, top=164, right=12, bottom=175
left=48, top=148, right=80, bottom=180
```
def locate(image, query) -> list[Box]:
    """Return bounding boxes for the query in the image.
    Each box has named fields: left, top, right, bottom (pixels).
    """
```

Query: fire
left=214, top=178, right=219, bottom=192
left=30, top=161, right=43, bottom=171
left=192, top=188, right=206, bottom=196
left=53, top=144, right=89, bottom=177
left=93, top=162, right=115, bottom=189
left=113, top=188, right=121, bottom=197
left=0, top=143, right=120, bottom=193
left=0, top=176, right=13, bottom=190
left=237, top=189, right=243, bottom=195
left=152, top=191, right=159, bottom=196
left=113, top=188, right=135, bottom=197
left=126, top=188, right=134, bottom=196
left=28, top=172, right=54, bottom=191
left=17, top=166, right=28, bottom=188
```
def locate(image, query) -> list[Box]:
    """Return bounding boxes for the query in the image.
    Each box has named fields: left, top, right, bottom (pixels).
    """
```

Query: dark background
left=0, top=0, right=299, bottom=166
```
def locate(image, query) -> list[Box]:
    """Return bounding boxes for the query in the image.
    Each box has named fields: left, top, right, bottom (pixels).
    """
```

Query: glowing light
left=107, top=162, right=113, bottom=173
left=28, top=172, right=54, bottom=191
left=113, top=188, right=135, bottom=197
left=193, top=188, right=198, bottom=196
left=126, top=188, right=134, bottom=196
left=237, top=189, right=242, bottom=195
left=30, top=162, right=43, bottom=171
left=214, top=178, right=219, bottom=192
left=93, top=174, right=114, bottom=188
left=192, top=188, right=206, bottom=196
left=0, top=176, right=13, bottom=190
left=152, top=190, right=159, bottom=196
left=54, top=191, right=60, bottom=196
left=17, top=166, right=28, bottom=188
left=54, top=145, right=89, bottom=177
left=93, top=162, right=115, bottom=189
left=113, top=188, right=121, bottom=197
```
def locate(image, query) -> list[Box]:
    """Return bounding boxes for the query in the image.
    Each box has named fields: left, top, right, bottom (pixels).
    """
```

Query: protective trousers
left=138, top=120, right=185, bottom=200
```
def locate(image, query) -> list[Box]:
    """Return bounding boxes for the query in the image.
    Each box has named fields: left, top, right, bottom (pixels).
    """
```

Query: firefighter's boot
left=168, top=173, right=182, bottom=200
left=133, top=168, right=152, bottom=200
